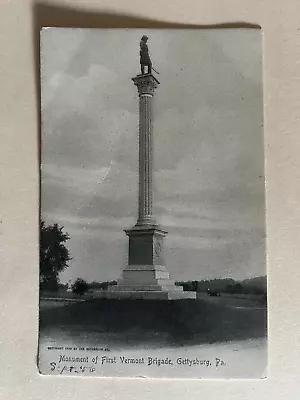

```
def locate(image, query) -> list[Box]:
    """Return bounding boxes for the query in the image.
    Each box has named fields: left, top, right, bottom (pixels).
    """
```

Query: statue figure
left=140, top=35, right=152, bottom=74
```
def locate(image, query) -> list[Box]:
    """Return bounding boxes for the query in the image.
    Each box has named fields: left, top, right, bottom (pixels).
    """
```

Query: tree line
left=175, top=278, right=267, bottom=295
left=52, top=278, right=266, bottom=297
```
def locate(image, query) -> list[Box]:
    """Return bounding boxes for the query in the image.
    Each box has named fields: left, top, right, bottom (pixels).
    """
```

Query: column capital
left=132, top=73, right=160, bottom=96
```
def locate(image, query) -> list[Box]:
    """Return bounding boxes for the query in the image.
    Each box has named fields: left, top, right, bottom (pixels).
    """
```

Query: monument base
left=92, top=264, right=197, bottom=300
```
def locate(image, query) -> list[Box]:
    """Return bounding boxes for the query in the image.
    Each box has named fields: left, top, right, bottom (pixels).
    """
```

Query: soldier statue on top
left=140, top=35, right=152, bottom=74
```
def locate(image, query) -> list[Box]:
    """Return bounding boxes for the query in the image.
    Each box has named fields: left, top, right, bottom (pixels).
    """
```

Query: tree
left=72, top=278, right=89, bottom=295
left=226, top=282, right=244, bottom=294
left=40, top=220, right=72, bottom=291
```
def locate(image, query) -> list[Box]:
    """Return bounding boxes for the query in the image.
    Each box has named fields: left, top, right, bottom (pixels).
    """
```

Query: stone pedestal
left=100, top=73, right=196, bottom=300
left=106, top=224, right=196, bottom=299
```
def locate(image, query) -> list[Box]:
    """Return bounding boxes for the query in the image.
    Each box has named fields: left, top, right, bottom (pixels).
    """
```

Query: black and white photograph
left=38, top=28, right=267, bottom=379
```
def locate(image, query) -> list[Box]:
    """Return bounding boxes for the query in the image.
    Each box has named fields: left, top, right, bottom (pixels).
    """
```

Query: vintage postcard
left=38, top=28, right=267, bottom=379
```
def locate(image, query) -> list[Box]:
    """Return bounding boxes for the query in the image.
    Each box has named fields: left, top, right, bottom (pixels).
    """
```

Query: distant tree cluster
left=57, top=279, right=117, bottom=295
left=175, top=277, right=267, bottom=295
left=71, top=278, right=89, bottom=295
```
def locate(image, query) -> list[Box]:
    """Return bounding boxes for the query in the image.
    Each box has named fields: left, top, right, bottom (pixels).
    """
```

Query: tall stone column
left=132, top=74, right=158, bottom=227
left=106, top=72, right=196, bottom=300
left=125, top=73, right=167, bottom=270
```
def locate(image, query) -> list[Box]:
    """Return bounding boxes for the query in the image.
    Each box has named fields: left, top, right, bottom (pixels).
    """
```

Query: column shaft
left=138, top=94, right=153, bottom=225
left=132, top=74, right=159, bottom=227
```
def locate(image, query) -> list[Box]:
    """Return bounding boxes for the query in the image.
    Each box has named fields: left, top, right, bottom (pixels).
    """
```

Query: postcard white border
left=1, top=0, right=300, bottom=398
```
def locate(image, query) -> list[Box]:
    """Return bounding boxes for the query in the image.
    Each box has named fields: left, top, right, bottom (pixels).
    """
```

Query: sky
left=40, top=28, right=265, bottom=284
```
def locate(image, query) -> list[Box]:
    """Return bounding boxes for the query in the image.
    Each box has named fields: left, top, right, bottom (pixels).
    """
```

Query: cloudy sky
left=40, top=28, right=265, bottom=284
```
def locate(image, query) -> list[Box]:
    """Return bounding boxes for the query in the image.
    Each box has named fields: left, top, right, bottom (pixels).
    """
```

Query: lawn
left=39, top=297, right=267, bottom=347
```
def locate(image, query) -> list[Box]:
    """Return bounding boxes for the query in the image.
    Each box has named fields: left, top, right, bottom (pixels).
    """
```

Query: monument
left=106, top=37, right=196, bottom=299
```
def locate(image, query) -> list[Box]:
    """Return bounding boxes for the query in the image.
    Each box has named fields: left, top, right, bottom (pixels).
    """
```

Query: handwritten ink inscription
left=50, top=362, right=96, bottom=375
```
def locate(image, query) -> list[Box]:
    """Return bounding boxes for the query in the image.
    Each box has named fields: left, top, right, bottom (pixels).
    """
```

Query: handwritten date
left=50, top=362, right=96, bottom=374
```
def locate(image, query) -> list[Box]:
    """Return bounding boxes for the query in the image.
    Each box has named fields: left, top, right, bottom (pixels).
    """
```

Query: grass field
left=39, top=296, right=267, bottom=347
left=196, top=292, right=266, bottom=309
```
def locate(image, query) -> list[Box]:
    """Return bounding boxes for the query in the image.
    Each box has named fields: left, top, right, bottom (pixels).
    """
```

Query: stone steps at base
left=114, top=279, right=181, bottom=289
left=109, top=283, right=183, bottom=292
